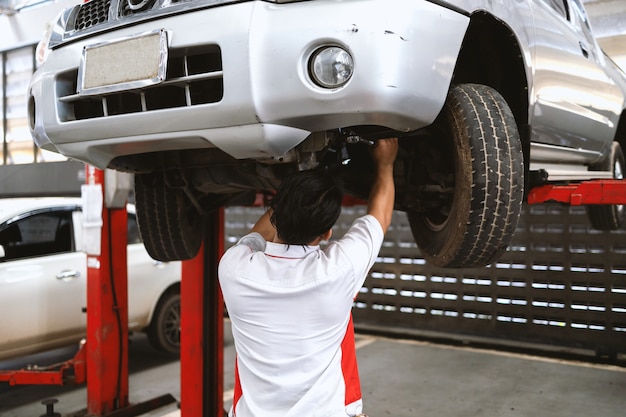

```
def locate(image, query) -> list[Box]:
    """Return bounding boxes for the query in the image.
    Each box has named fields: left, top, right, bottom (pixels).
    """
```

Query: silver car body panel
left=28, top=0, right=626, bottom=170
left=30, top=0, right=469, bottom=166
left=447, top=0, right=625, bottom=161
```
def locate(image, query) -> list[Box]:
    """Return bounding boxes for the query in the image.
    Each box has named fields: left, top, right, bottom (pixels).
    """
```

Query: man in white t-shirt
left=219, top=138, right=398, bottom=417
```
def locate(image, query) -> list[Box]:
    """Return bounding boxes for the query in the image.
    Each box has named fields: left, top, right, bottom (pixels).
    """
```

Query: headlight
left=35, top=20, right=54, bottom=66
left=35, top=7, right=75, bottom=66
left=309, top=46, right=354, bottom=89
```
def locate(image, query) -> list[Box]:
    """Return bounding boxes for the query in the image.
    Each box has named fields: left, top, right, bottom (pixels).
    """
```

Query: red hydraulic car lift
left=0, top=164, right=225, bottom=417
left=79, top=166, right=228, bottom=417
left=80, top=167, right=178, bottom=416
left=82, top=166, right=178, bottom=416
left=2, top=172, right=624, bottom=416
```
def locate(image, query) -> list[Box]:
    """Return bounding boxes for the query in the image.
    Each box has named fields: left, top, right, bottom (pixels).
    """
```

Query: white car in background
left=0, top=198, right=181, bottom=360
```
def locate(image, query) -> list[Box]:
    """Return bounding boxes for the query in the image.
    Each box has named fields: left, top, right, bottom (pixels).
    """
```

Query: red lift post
left=180, top=208, right=225, bottom=417
left=84, top=166, right=130, bottom=415
left=83, top=166, right=177, bottom=416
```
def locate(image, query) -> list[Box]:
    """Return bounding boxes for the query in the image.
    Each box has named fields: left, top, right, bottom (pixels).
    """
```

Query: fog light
left=309, top=46, right=354, bottom=88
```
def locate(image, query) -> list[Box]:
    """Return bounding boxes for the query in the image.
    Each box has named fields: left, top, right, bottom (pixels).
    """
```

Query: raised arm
left=367, top=138, right=398, bottom=233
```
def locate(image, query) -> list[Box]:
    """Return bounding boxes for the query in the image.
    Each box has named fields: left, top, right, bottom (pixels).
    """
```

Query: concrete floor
left=1, top=321, right=625, bottom=417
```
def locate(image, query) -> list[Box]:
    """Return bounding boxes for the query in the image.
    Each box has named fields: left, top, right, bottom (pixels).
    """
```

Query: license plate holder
left=78, top=29, right=168, bottom=96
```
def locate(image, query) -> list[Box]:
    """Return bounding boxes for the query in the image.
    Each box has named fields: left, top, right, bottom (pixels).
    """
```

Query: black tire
left=147, top=292, right=181, bottom=355
left=586, top=141, right=625, bottom=230
left=407, top=83, right=524, bottom=268
left=135, top=171, right=205, bottom=261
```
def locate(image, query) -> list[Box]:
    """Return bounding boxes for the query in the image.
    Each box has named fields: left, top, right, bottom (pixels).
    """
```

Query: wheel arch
left=452, top=11, right=531, bottom=183
left=613, top=110, right=626, bottom=152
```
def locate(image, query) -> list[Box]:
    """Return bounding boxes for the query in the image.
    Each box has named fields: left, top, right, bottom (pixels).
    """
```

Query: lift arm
left=0, top=343, right=86, bottom=386
left=527, top=179, right=626, bottom=205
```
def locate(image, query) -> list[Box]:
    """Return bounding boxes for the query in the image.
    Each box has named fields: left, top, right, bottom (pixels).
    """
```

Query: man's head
left=270, top=170, right=343, bottom=245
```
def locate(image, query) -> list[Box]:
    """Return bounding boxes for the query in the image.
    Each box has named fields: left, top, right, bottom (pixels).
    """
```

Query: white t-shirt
left=219, top=214, right=384, bottom=417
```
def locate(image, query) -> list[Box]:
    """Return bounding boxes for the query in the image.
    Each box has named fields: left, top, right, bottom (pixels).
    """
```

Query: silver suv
left=28, top=0, right=626, bottom=268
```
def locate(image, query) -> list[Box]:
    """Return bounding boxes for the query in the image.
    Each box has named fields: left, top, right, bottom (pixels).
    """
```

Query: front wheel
left=407, top=83, right=524, bottom=268
left=586, top=141, right=625, bottom=230
left=147, top=292, right=180, bottom=355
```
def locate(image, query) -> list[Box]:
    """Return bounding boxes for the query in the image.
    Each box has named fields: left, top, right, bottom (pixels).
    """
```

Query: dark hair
left=269, top=170, right=343, bottom=245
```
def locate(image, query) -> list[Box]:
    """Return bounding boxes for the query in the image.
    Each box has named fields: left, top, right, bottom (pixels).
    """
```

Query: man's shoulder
left=350, top=214, right=384, bottom=235
left=235, top=232, right=267, bottom=252
left=332, top=214, right=384, bottom=249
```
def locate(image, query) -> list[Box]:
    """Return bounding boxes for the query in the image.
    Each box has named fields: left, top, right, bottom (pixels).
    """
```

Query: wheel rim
left=421, top=126, right=455, bottom=232
left=163, top=300, right=181, bottom=348
left=424, top=204, right=452, bottom=231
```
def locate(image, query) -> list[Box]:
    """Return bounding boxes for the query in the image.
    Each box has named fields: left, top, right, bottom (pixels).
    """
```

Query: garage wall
left=585, top=0, right=626, bottom=69
left=225, top=203, right=626, bottom=358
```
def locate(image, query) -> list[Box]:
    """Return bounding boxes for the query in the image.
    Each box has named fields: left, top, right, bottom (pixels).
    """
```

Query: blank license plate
left=79, top=29, right=168, bottom=95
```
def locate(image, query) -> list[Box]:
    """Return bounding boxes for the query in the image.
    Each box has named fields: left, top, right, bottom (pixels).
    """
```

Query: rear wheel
left=135, top=171, right=205, bottom=261
left=586, top=141, right=625, bottom=230
left=407, top=83, right=524, bottom=268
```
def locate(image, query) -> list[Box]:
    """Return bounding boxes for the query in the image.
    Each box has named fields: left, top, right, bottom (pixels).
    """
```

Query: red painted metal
left=180, top=241, right=205, bottom=417
left=342, top=195, right=367, bottom=206
left=85, top=167, right=130, bottom=415
left=205, top=208, right=225, bottom=417
left=0, top=342, right=86, bottom=386
left=527, top=179, right=626, bottom=205
left=180, top=208, right=225, bottom=417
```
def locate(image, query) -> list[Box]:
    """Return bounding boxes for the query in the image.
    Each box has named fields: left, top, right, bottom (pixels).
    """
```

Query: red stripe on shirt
left=233, top=356, right=242, bottom=412
left=341, top=314, right=362, bottom=406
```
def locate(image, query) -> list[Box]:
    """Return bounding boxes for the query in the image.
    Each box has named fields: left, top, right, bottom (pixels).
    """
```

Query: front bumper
left=29, top=0, right=469, bottom=169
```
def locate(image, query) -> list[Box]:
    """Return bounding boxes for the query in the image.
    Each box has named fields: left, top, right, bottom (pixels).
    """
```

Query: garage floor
left=1, top=321, right=625, bottom=417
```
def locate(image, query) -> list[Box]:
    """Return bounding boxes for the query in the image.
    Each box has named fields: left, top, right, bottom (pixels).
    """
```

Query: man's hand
left=371, top=137, right=399, bottom=170
left=367, top=138, right=398, bottom=233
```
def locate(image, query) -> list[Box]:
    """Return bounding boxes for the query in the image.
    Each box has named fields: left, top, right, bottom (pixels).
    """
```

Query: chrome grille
left=56, top=46, right=223, bottom=122
left=75, top=0, right=112, bottom=31
left=57, top=0, right=250, bottom=42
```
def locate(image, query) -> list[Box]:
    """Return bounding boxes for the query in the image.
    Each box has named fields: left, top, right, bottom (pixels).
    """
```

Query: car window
left=0, top=209, right=74, bottom=261
left=545, top=0, right=569, bottom=20
left=127, top=212, right=142, bottom=244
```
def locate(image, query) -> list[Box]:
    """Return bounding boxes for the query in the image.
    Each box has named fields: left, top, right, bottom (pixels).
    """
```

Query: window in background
left=1, top=44, right=66, bottom=165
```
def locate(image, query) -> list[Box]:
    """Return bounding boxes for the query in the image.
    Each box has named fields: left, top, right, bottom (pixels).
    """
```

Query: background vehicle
left=27, top=0, right=626, bottom=268
left=0, top=198, right=181, bottom=360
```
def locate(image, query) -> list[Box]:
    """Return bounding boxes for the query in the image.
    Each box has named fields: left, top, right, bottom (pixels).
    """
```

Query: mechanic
left=218, top=137, right=398, bottom=417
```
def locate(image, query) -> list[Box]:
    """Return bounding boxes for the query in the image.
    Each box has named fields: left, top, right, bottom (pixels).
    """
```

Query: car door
left=530, top=0, right=620, bottom=161
left=0, top=205, right=86, bottom=358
